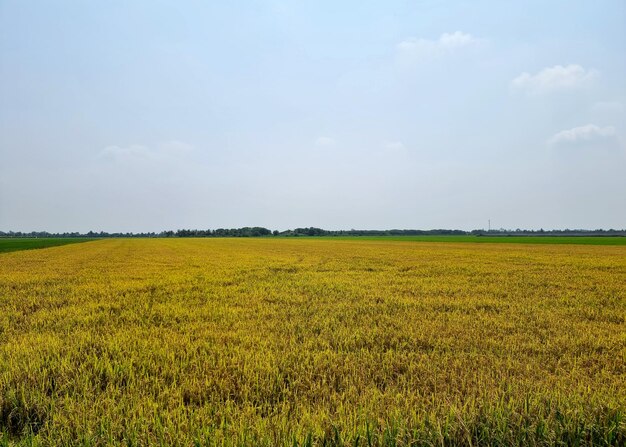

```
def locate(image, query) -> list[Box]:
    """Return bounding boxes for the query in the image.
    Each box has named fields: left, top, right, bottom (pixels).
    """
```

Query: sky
left=1, top=0, right=625, bottom=232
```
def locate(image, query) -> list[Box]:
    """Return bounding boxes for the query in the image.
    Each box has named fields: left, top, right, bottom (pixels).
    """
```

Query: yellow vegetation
left=0, top=238, right=624, bottom=446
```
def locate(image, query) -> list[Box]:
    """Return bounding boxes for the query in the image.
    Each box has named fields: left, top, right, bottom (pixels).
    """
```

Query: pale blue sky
left=1, top=1, right=625, bottom=232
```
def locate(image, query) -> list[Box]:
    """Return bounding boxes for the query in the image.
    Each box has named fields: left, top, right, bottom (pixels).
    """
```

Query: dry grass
left=0, top=238, right=624, bottom=446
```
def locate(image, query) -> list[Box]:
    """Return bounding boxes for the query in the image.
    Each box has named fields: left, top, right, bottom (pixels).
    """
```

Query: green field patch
left=0, top=238, right=95, bottom=254
left=317, top=235, right=626, bottom=245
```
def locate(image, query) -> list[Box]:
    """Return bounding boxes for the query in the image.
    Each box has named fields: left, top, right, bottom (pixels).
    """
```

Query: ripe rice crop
left=0, top=238, right=624, bottom=446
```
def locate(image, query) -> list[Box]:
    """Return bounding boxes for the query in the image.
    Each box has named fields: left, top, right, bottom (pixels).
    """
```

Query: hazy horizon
left=1, top=1, right=625, bottom=233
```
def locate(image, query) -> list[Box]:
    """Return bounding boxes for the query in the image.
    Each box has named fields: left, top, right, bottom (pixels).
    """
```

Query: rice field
left=0, top=238, right=93, bottom=254
left=0, top=238, right=624, bottom=446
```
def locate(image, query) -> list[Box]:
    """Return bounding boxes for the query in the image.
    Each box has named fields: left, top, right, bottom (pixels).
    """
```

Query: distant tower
left=488, top=219, right=491, bottom=232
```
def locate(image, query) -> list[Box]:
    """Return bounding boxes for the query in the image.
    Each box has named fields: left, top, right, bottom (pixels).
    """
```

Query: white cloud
left=438, top=31, right=477, bottom=49
left=383, top=141, right=407, bottom=153
left=591, top=101, right=624, bottom=114
left=547, top=124, right=617, bottom=147
left=100, top=144, right=152, bottom=161
left=511, top=64, right=598, bottom=94
left=396, top=31, right=480, bottom=59
left=315, top=136, right=336, bottom=147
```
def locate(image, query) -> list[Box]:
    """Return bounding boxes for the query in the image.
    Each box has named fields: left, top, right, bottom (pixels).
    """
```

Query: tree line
left=1, top=227, right=625, bottom=238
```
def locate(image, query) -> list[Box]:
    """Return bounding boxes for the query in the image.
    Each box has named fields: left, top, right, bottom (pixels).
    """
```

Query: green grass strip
left=311, top=235, right=626, bottom=245
left=0, top=238, right=96, bottom=254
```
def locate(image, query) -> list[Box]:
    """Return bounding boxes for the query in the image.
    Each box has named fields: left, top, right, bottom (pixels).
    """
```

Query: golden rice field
left=1, top=238, right=625, bottom=446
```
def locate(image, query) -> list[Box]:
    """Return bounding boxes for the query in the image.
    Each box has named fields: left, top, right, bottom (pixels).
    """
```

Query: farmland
left=0, top=238, right=94, bottom=254
left=0, top=238, right=625, bottom=446
left=316, top=235, right=626, bottom=246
